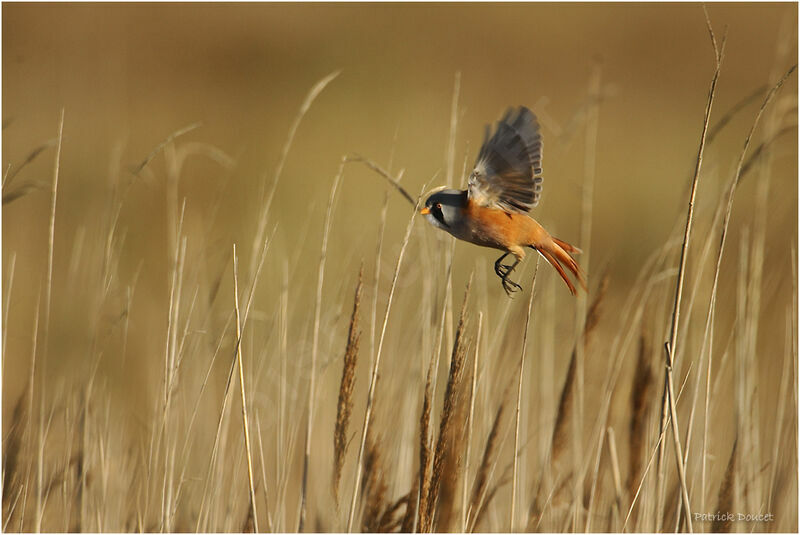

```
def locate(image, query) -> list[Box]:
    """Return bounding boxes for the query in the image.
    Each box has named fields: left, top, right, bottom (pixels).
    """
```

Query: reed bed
left=2, top=19, right=797, bottom=535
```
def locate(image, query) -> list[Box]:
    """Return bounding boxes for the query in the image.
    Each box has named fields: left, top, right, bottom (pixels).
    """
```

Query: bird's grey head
left=420, top=189, right=465, bottom=233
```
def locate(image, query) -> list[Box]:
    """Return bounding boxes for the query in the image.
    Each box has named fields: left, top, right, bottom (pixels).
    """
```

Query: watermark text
left=693, top=512, right=774, bottom=523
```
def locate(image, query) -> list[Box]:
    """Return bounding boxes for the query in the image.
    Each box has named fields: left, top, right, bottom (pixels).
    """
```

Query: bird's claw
left=501, top=276, right=523, bottom=296
left=495, top=263, right=515, bottom=278
left=494, top=253, right=522, bottom=297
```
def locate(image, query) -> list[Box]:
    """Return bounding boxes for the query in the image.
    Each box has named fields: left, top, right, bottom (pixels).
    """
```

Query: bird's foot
left=495, top=262, right=515, bottom=278
left=501, top=275, right=523, bottom=296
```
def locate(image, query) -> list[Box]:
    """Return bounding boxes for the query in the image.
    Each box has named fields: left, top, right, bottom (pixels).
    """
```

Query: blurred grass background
left=2, top=2, right=797, bottom=532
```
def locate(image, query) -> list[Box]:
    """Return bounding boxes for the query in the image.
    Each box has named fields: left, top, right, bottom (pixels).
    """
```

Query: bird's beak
left=419, top=206, right=430, bottom=215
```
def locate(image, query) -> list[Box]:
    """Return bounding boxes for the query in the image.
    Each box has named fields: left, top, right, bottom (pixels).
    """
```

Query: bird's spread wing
left=467, top=106, right=543, bottom=213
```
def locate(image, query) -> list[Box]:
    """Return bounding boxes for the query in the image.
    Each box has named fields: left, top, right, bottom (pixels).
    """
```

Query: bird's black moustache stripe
left=430, top=204, right=449, bottom=228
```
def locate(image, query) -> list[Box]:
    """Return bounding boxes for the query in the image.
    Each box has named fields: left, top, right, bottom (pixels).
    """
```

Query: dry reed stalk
left=15, top=287, right=42, bottom=532
left=361, top=432, right=388, bottom=532
left=739, top=124, right=796, bottom=179
left=579, top=239, right=678, bottom=513
left=445, top=71, right=461, bottom=188
left=26, top=308, right=41, bottom=534
left=249, top=70, right=340, bottom=278
left=418, top=355, right=435, bottom=533
left=654, top=373, right=669, bottom=531
left=2, top=178, right=48, bottom=206
left=359, top=433, right=409, bottom=534
left=706, top=85, right=768, bottom=142
left=484, top=268, right=519, bottom=357
left=241, top=506, right=255, bottom=533
left=467, top=401, right=505, bottom=532
left=2, top=252, right=15, bottom=375
left=731, top=9, right=792, bottom=186
left=767, top=314, right=794, bottom=512
left=536, top=278, right=556, bottom=511
left=787, top=247, right=797, bottom=527
left=583, top=409, right=608, bottom=532
left=532, top=463, right=562, bottom=531
left=694, top=55, right=797, bottom=531
left=276, top=260, right=289, bottom=531
left=3, top=488, right=21, bottom=532
left=658, top=13, right=725, bottom=532
left=427, top=278, right=472, bottom=527
left=575, top=280, right=625, bottom=531
left=627, top=332, right=654, bottom=499
left=413, top=235, right=457, bottom=533
left=673, top=199, right=726, bottom=522
left=129, top=122, right=201, bottom=177
left=371, top=191, right=391, bottom=363
left=416, top=241, right=458, bottom=534
left=300, top=161, right=344, bottom=531
left=553, top=243, right=666, bottom=532
left=344, top=156, right=416, bottom=207
left=711, top=439, right=737, bottom=533
left=35, top=111, right=64, bottom=533
left=510, top=259, right=539, bottom=531
left=481, top=459, right=516, bottom=531
left=3, top=137, right=56, bottom=190
left=413, top=236, right=435, bottom=534
left=75, top=389, right=87, bottom=531
left=461, top=312, right=482, bottom=531
left=172, top=312, right=234, bottom=511
left=3, top=152, right=38, bottom=200
left=531, top=274, right=608, bottom=528
left=435, top=389, right=468, bottom=532
left=434, top=448, right=462, bottom=532
left=167, top=291, right=208, bottom=527
left=232, top=244, right=259, bottom=532
left=532, top=384, right=573, bottom=525
left=735, top=233, right=760, bottom=519
left=443, top=259, right=457, bottom=375
left=400, top=478, right=419, bottom=533
left=710, top=35, right=795, bottom=520
left=254, top=413, right=274, bottom=532
left=333, top=266, right=364, bottom=506
left=571, top=60, right=602, bottom=528
left=622, top=348, right=697, bottom=532
left=606, top=427, right=623, bottom=529
left=769, top=400, right=795, bottom=530
left=661, top=483, right=681, bottom=533
left=347, top=196, right=420, bottom=532
left=483, top=480, right=513, bottom=531
left=441, top=72, right=462, bottom=359
left=583, top=273, right=609, bottom=336
left=3, top=391, right=26, bottom=525
left=196, top=228, right=274, bottom=531
left=377, top=496, right=410, bottom=533
left=158, top=200, right=187, bottom=532
left=551, top=333, right=577, bottom=469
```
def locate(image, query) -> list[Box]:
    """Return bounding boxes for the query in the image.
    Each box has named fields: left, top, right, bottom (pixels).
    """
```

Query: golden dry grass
left=2, top=4, right=798, bottom=533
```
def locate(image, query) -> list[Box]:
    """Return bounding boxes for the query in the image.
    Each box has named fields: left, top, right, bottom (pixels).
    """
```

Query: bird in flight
left=419, top=106, right=586, bottom=296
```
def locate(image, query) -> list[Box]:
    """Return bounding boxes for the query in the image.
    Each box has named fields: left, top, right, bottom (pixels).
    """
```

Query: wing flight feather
left=468, top=106, right=543, bottom=213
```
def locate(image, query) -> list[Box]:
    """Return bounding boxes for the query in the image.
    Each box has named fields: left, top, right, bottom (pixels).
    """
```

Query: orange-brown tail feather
left=532, top=237, right=587, bottom=295
left=552, top=237, right=583, bottom=256
left=539, top=249, right=577, bottom=295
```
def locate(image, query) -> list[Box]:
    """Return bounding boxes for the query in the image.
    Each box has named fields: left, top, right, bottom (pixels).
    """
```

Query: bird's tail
left=530, top=237, right=587, bottom=295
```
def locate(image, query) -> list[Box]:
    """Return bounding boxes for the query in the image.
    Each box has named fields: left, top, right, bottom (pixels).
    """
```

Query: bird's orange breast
left=461, top=200, right=547, bottom=251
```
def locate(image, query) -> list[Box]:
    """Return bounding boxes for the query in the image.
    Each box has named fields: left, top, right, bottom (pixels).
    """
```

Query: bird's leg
left=494, top=252, right=515, bottom=277
left=496, top=256, right=522, bottom=296
left=501, top=262, right=522, bottom=295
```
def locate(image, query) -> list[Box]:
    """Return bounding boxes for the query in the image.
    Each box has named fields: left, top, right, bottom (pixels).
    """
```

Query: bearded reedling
left=420, top=106, right=586, bottom=296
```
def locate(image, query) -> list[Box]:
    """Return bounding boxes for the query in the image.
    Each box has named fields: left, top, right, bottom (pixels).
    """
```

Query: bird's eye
left=431, top=202, right=448, bottom=227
